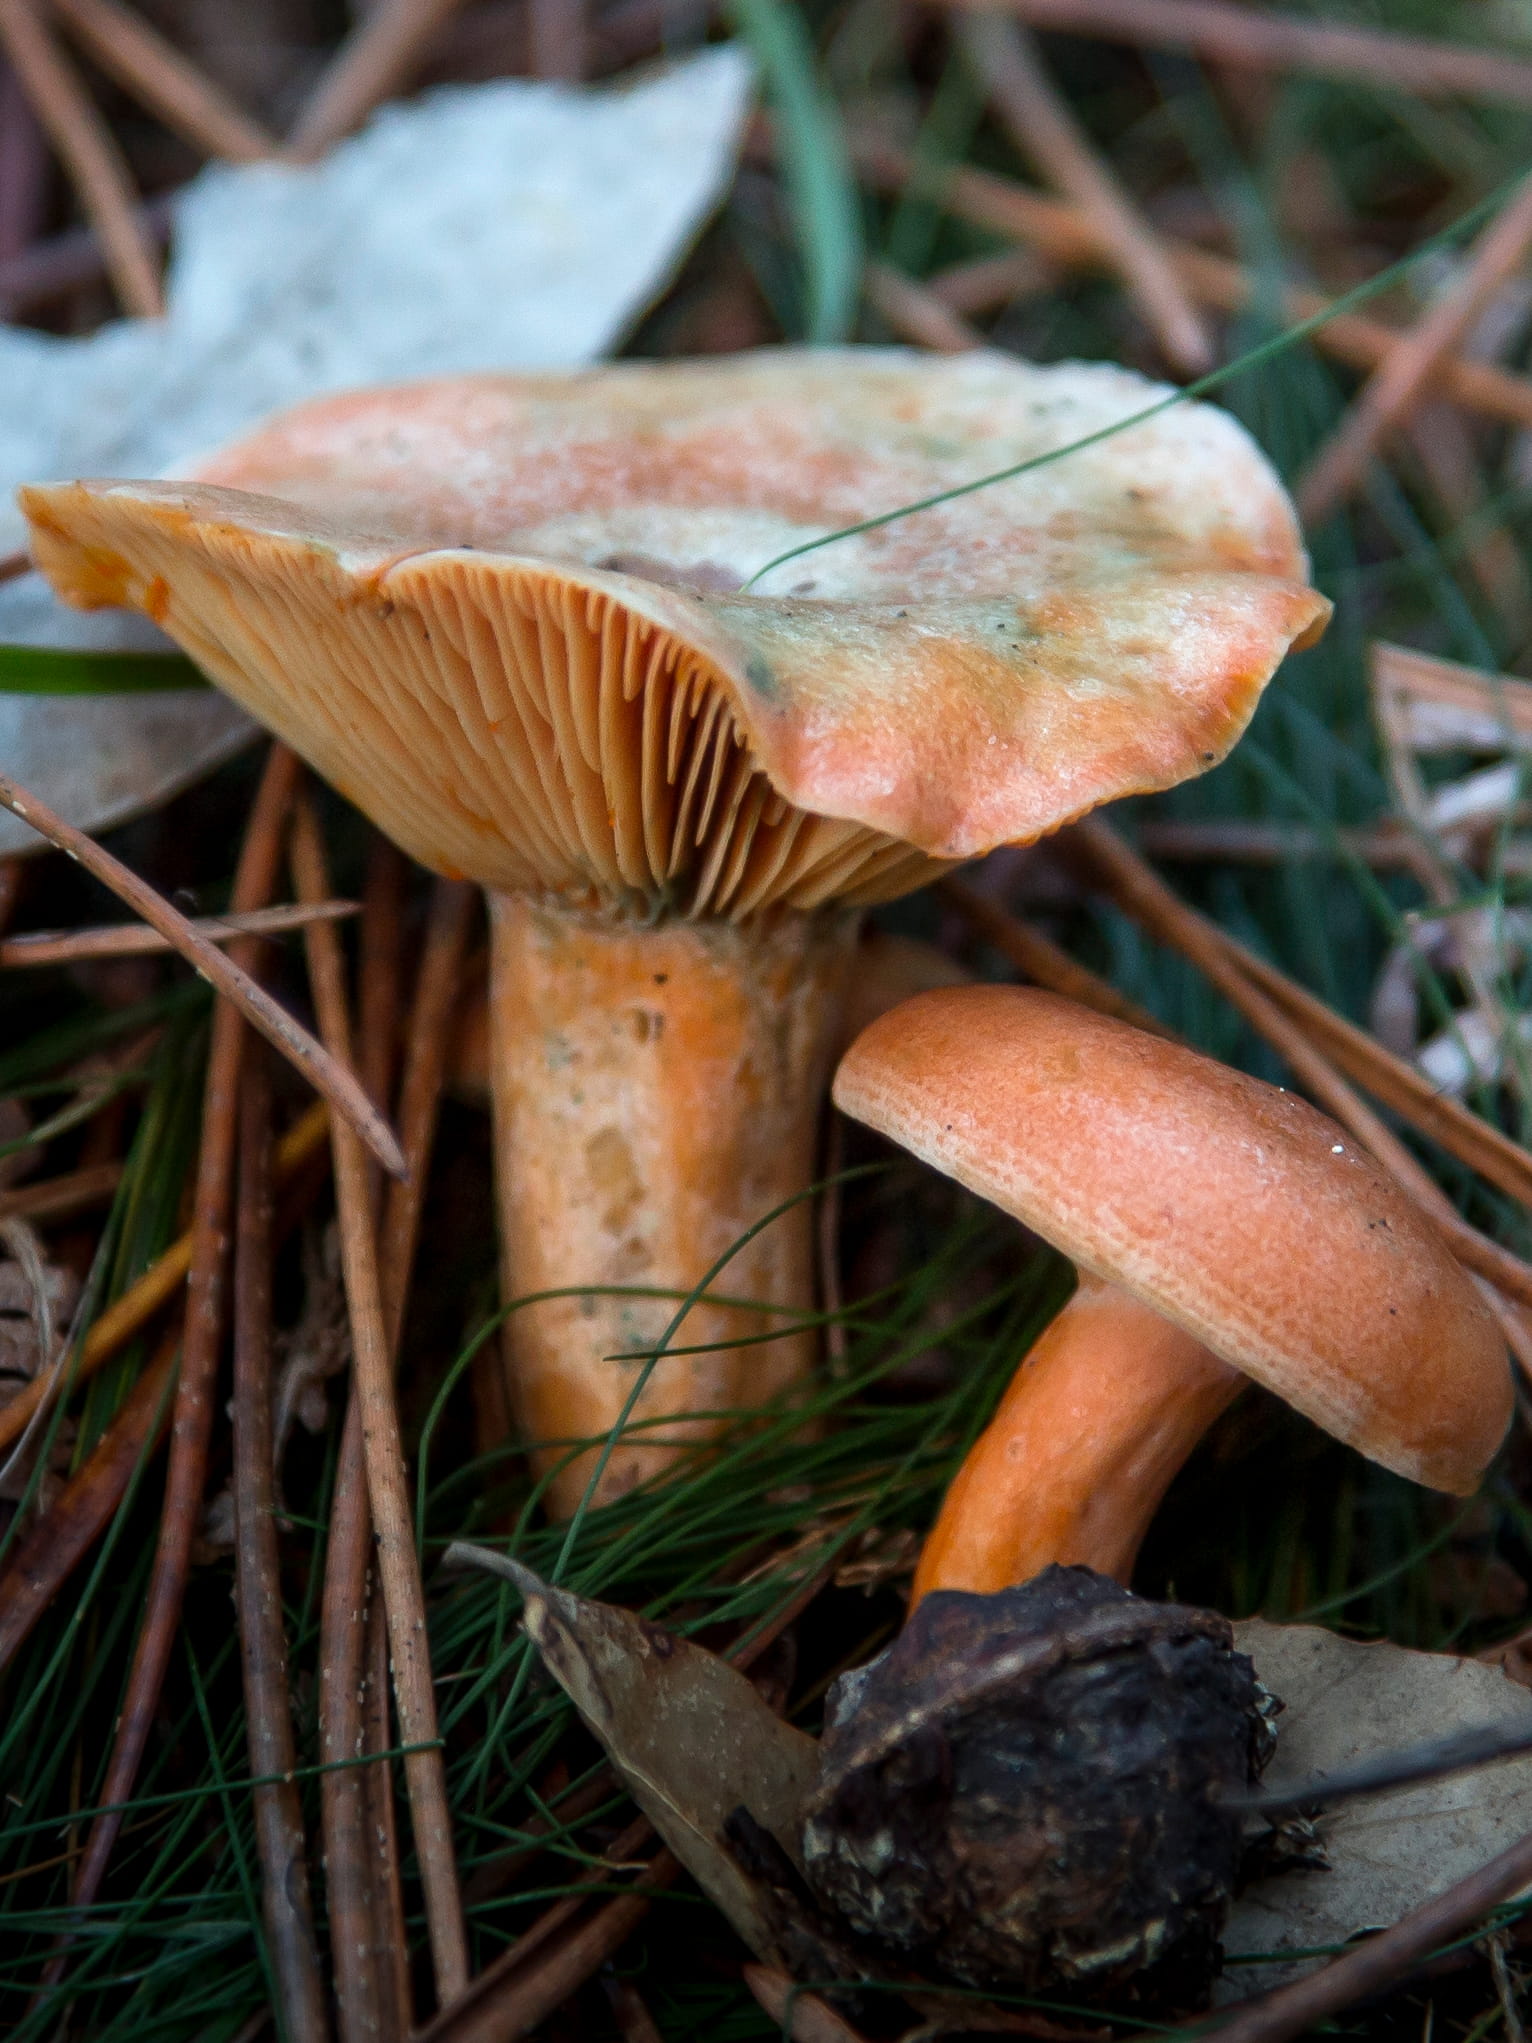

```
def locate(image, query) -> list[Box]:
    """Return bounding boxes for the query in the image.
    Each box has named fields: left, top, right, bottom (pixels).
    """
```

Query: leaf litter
left=464, top=1550, right=1532, bottom=2021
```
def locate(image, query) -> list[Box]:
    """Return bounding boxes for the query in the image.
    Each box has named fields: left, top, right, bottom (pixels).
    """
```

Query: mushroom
left=831, top=983, right=1512, bottom=1602
left=21, top=348, right=1329, bottom=1515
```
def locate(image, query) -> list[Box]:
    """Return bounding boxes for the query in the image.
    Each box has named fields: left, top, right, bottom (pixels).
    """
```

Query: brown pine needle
left=289, top=0, right=470, bottom=158
left=0, top=768, right=404, bottom=1179
left=949, top=0, right=1532, bottom=113
left=1136, top=818, right=1418, bottom=870
left=1191, top=1820, right=1532, bottom=2043
left=956, top=11, right=1211, bottom=375
left=232, top=1049, right=329, bottom=2043
left=0, top=0, right=162, bottom=316
left=865, top=261, right=983, bottom=353
left=1060, top=817, right=1532, bottom=1213
left=0, top=900, right=359, bottom=968
left=529, top=0, right=586, bottom=80
left=849, top=131, right=1532, bottom=438
left=0, top=1099, right=328, bottom=1458
left=742, top=1968, right=871, bottom=2043
left=1299, top=170, right=1532, bottom=524
left=48, top=0, right=279, bottom=163
left=1064, top=818, right=1532, bottom=1351
left=0, top=1326, right=179, bottom=1677
left=57, top=742, right=302, bottom=1960
left=415, top=1837, right=680, bottom=2043
left=291, top=794, right=468, bottom=2006
left=0, top=1161, right=122, bottom=1225
left=927, top=246, right=1055, bottom=314
left=938, top=875, right=1171, bottom=1039
left=323, top=860, right=468, bottom=2043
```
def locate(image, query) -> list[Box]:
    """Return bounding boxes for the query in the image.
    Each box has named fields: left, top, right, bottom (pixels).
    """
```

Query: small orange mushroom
left=22, top=349, right=1328, bottom=1514
left=831, top=983, right=1512, bottom=1603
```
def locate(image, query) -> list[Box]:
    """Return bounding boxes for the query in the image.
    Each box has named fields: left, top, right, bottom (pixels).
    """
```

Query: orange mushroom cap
left=833, top=983, right=1511, bottom=1494
left=21, top=349, right=1328, bottom=916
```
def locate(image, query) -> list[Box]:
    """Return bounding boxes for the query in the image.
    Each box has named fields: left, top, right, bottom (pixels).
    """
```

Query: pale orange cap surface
left=833, top=983, right=1511, bottom=1494
left=22, top=349, right=1329, bottom=916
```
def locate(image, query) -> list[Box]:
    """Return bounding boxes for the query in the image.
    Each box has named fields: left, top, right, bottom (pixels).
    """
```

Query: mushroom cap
left=22, top=349, right=1329, bottom=915
left=833, top=983, right=1510, bottom=1494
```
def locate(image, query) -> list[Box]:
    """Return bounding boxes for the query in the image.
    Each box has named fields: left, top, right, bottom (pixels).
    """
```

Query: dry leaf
left=451, top=1549, right=819, bottom=1966
left=0, top=49, right=752, bottom=853
left=1221, top=1618, right=1532, bottom=1998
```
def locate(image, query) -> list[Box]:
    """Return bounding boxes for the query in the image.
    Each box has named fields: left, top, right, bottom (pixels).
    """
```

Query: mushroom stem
left=912, top=1273, right=1243, bottom=1603
left=485, top=892, right=857, bottom=1516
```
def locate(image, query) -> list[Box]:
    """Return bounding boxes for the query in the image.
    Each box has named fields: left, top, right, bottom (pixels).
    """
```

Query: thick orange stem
left=485, top=893, right=856, bottom=1516
left=912, top=1273, right=1242, bottom=1603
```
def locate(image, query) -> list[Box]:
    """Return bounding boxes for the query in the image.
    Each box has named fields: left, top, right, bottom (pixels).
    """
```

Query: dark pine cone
left=798, top=1566, right=1271, bottom=2006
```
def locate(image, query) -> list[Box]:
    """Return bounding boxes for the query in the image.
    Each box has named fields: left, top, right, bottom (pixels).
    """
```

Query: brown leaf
left=1223, top=1619, right=1532, bottom=1998
left=445, top=1545, right=819, bottom=1967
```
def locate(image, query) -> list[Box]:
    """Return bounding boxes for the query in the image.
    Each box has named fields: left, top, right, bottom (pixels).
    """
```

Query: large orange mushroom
left=21, top=348, right=1328, bottom=1514
left=831, top=984, right=1512, bottom=1603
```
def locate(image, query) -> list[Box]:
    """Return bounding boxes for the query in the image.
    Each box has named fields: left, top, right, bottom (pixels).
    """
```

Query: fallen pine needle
left=0, top=898, right=358, bottom=967
left=0, top=1099, right=329, bottom=1458
left=291, top=791, right=468, bottom=2005
left=0, top=767, right=404, bottom=1177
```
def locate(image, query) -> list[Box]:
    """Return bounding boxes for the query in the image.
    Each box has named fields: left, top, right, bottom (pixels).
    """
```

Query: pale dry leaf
left=1221, top=1617, right=1532, bottom=1999
left=450, top=1548, right=819, bottom=1966
left=0, top=49, right=753, bottom=854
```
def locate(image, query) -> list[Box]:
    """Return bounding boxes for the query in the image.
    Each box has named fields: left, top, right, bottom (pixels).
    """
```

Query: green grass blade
left=0, top=645, right=207, bottom=695
left=725, top=0, right=863, bottom=341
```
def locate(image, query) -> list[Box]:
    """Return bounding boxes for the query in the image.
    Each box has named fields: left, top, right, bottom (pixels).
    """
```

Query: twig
left=0, top=548, right=29, bottom=584
left=291, top=793, right=467, bottom=2007
left=0, top=1100, right=328, bottom=1457
left=1298, top=170, right=1532, bottom=523
left=379, top=880, right=475, bottom=1351
left=1135, top=818, right=1418, bottom=869
left=1064, top=818, right=1532, bottom=1352
left=1055, top=819, right=1532, bottom=1214
left=529, top=0, right=585, bottom=80
left=319, top=1404, right=390, bottom=2043
left=359, top=839, right=411, bottom=1160
left=0, top=767, right=404, bottom=1179
left=1189, top=1821, right=1532, bottom=2043
left=0, top=189, right=172, bottom=315
left=356, top=834, right=415, bottom=2042
left=0, top=0, right=162, bottom=316
left=955, top=11, right=1210, bottom=374
left=742, top=1967, right=870, bottom=2043
left=865, top=260, right=982, bottom=352
left=321, top=874, right=472, bottom=2043
left=926, top=245, right=1055, bottom=314
left=233, top=1048, right=329, bottom=2043
left=941, top=0, right=1532, bottom=112
left=603, top=1976, right=667, bottom=2043
left=0, top=1162, right=122, bottom=1225
left=849, top=130, right=1532, bottom=437
left=48, top=0, right=278, bottom=162
left=0, top=53, right=47, bottom=259
left=54, top=743, right=301, bottom=1968
left=0, top=900, right=359, bottom=967
left=414, top=1846, right=681, bottom=2043
left=0, top=1325, right=178, bottom=1675
left=938, top=876, right=1171, bottom=1038
left=1231, top=947, right=1532, bottom=1211
left=289, top=0, right=471, bottom=159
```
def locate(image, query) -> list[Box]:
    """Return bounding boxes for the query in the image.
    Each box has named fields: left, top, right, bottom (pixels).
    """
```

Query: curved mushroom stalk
left=486, top=895, right=855, bottom=1512
left=912, top=1274, right=1242, bottom=1602
left=833, top=983, right=1512, bottom=1609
